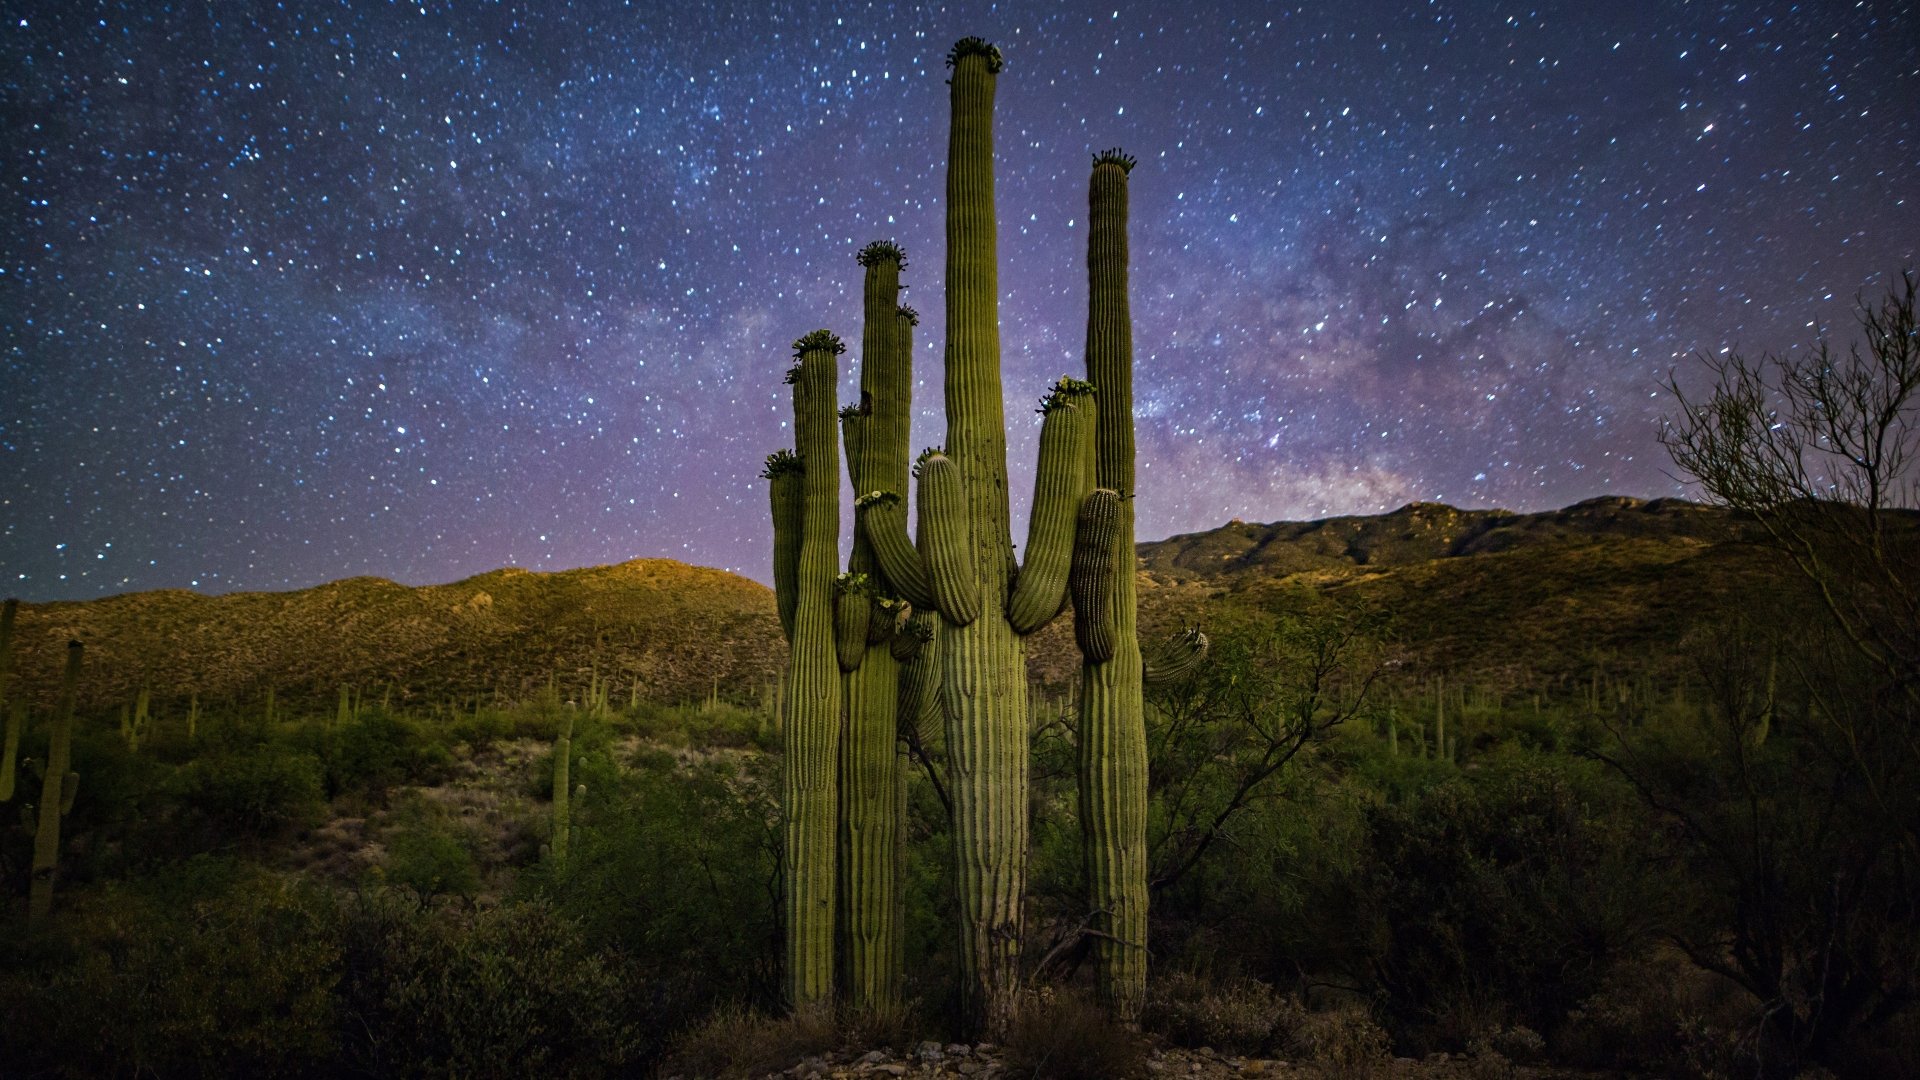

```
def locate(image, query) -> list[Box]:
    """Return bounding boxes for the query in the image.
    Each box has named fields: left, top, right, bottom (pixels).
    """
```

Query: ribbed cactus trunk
left=29, top=640, right=82, bottom=927
left=778, top=331, right=846, bottom=1007
left=1076, top=151, right=1149, bottom=1022
left=837, top=245, right=911, bottom=1008
left=939, top=42, right=1033, bottom=1039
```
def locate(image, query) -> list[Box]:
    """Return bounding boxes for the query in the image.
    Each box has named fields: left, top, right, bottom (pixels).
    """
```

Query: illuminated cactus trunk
left=29, top=640, right=82, bottom=927
left=770, top=330, right=846, bottom=1007
left=846, top=38, right=1100, bottom=1037
left=836, top=243, right=911, bottom=1008
left=1077, top=149, right=1149, bottom=1022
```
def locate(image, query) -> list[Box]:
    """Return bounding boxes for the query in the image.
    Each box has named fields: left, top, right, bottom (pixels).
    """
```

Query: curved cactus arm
left=869, top=595, right=904, bottom=646
left=1070, top=490, right=1121, bottom=662
left=834, top=572, right=874, bottom=673
left=1143, top=627, right=1210, bottom=687
left=764, top=451, right=805, bottom=642
left=857, top=492, right=936, bottom=611
left=1008, top=380, right=1096, bottom=634
left=918, top=454, right=981, bottom=626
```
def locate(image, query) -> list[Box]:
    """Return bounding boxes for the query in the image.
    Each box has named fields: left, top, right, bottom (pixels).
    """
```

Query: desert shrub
left=544, top=753, right=781, bottom=1024
left=1290, top=1006, right=1392, bottom=1079
left=1357, top=761, right=1664, bottom=1050
left=382, top=821, right=480, bottom=900
left=0, top=859, right=338, bottom=1077
left=330, top=890, right=644, bottom=1077
left=169, top=746, right=327, bottom=839
left=662, top=1002, right=841, bottom=1080
left=1142, top=972, right=1306, bottom=1056
left=316, top=708, right=453, bottom=795
left=1002, top=990, right=1150, bottom=1080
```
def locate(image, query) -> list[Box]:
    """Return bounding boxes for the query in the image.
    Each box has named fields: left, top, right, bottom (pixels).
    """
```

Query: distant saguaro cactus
left=29, top=641, right=83, bottom=926
left=766, top=329, right=847, bottom=1007
left=853, top=38, right=1105, bottom=1037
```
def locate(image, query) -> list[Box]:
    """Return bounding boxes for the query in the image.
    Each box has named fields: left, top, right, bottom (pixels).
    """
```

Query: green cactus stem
left=29, top=641, right=82, bottom=927
left=835, top=239, right=915, bottom=1009
left=1007, top=379, right=1096, bottom=633
left=834, top=572, right=874, bottom=673
left=780, top=328, right=846, bottom=1008
left=856, top=491, right=935, bottom=610
left=765, top=450, right=805, bottom=642
left=917, top=453, right=981, bottom=626
left=1070, top=489, right=1121, bottom=662
left=1076, top=149, right=1151, bottom=1022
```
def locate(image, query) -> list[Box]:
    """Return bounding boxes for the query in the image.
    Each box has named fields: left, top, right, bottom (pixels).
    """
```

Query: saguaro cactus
left=767, top=329, right=847, bottom=1007
left=835, top=242, right=915, bottom=1008
left=29, top=640, right=83, bottom=926
left=854, top=38, right=1102, bottom=1036
left=1076, top=148, right=1151, bottom=1021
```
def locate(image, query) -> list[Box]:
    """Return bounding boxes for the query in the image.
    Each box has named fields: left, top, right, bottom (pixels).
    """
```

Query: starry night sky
left=3, top=2, right=1916, bottom=601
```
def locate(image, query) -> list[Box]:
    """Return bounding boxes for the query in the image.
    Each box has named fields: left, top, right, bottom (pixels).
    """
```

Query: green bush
left=0, top=860, right=339, bottom=1077
left=383, top=822, right=480, bottom=901
left=331, top=890, right=646, bottom=1077
left=169, top=747, right=327, bottom=839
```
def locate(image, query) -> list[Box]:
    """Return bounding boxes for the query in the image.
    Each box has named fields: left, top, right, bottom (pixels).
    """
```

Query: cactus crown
left=1038, top=375, right=1098, bottom=413
left=1092, top=147, right=1137, bottom=174
left=792, top=328, right=846, bottom=357
left=897, top=304, right=920, bottom=326
left=905, top=619, right=935, bottom=644
left=839, top=398, right=873, bottom=421
left=857, top=240, right=908, bottom=269
left=856, top=490, right=902, bottom=510
left=762, top=450, right=803, bottom=479
left=911, top=446, right=946, bottom=478
left=946, top=36, right=1004, bottom=73
left=834, top=571, right=874, bottom=597
left=783, top=363, right=803, bottom=385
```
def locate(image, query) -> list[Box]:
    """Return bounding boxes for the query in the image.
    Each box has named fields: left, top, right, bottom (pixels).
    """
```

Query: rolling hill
left=1, top=496, right=1775, bottom=716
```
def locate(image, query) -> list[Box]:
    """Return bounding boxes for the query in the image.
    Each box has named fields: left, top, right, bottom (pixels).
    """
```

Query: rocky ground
left=718, top=1040, right=1630, bottom=1080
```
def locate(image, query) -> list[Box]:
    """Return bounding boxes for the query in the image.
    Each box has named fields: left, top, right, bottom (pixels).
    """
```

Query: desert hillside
left=0, top=495, right=1774, bottom=714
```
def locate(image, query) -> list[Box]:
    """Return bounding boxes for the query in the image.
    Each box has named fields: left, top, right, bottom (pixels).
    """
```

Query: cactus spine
left=769, top=329, right=847, bottom=1007
left=835, top=243, right=913, bottom=1008
left=849, top=38, right=1099, bottom=1036
left=1075, top=148, right=1152, bottom=1022
left=29, top=641, right=82, bottom=926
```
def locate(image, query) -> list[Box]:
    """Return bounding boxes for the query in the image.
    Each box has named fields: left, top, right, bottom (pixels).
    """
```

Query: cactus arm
left=29, top=640, right=81, bottom=926
left=856, top=492, right=937, bottom=611
left=783, top=329, right=846, bottom=1007
left=1143, top=628, right=1209, bottom=687
left=1008, top=382, right=1096, bottom=634
left=918, top=454, right=981, bottom=625
left=1070, top=489, right=1121, bottom=662
left=765, top=451, right=804, bottom=642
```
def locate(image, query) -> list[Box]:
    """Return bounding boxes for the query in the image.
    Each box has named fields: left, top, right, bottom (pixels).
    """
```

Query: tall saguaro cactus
left=835, top=242, right=916, bottom=1008
left=855, top=38, right=1101, bottom=1037
left=768, top=329, right=847, bottom=1007
left=1076, top=149, right=1151, bottom=1021
left=29, top=640, right=83, bottom=927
